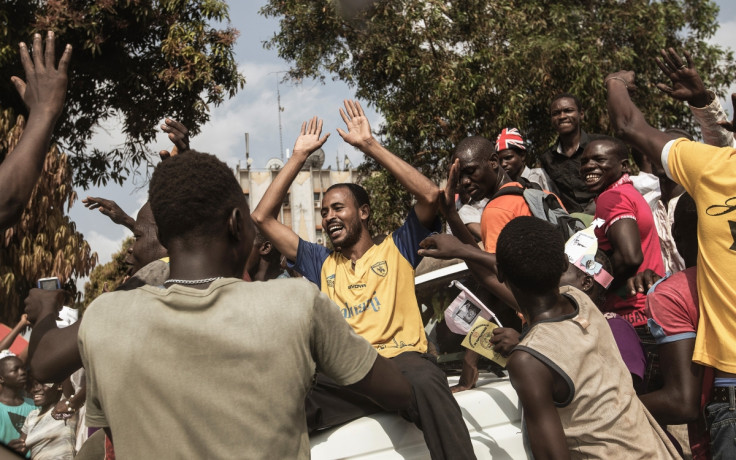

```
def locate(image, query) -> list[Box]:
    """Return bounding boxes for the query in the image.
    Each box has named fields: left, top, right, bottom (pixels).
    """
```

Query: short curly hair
left=149, top=151, right=246, bottom=246
left=496, top=216, right=567, bottom=295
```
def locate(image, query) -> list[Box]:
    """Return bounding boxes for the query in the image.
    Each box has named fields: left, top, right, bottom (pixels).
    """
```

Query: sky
left=68, top=0, right=736, bottom=289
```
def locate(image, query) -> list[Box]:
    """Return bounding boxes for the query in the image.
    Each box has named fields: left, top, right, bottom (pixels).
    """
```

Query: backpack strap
left=491, top=185, right=524, bottom=201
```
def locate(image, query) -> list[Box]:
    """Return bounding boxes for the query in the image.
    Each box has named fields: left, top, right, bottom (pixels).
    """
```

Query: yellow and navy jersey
left=295, top=209, right=438, bottom=358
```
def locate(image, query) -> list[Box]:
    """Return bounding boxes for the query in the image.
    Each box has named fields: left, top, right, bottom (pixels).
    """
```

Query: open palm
left=293, top=116, right=330, bottom=158
left=337, top=99, right=372, bottom=147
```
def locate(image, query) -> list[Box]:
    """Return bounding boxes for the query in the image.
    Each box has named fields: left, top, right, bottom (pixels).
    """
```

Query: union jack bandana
left=495, top=127, right=526, bottom=151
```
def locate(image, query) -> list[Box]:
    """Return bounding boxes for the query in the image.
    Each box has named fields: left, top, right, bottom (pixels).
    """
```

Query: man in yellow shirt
left=252, top=102, right=475, bottom=459
left=604, top=52, right=736, bottom=458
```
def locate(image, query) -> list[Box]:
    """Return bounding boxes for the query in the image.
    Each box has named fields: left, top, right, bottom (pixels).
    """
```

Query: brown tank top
left=515, top=286, right=678, bottom=459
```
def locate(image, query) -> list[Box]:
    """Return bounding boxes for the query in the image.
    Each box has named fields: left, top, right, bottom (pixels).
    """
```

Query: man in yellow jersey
left=604, top=51, right=736, bottom=458
left=252, top=102, right=475, bottom=460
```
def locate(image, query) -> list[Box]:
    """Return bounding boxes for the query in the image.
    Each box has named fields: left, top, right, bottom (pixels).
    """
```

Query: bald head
left=453, top=136, right=495, bottom=162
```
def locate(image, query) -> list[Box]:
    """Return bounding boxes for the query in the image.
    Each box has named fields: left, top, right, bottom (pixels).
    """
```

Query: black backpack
left=490, top=177, right=587, bottom=241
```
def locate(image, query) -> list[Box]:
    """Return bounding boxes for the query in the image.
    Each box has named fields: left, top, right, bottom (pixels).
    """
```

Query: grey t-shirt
left=78, top=277, right=377, bottom=459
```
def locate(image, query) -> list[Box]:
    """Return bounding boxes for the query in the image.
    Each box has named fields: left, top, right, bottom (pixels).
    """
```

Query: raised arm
left=158, top=118, right=190, bottom=160
left=251, top=117, right=329, bottom=260
left=655, top=48, right=734, bottom=148
left=605, top=71, right=674, bottom=169
left=440, top=159, right=482, bottom=245
left=82, top=196, right=135, bottom=232
left=25, top=289, right=82, bottom=383
left=337, top=100, right=440, bottom=227
left=0, top=32, right=72, bottom=230
left=0, top=315, right=30, bottom=352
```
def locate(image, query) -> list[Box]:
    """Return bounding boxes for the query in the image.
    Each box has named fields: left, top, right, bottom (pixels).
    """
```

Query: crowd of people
left=0, top=29, right=734, bottom=460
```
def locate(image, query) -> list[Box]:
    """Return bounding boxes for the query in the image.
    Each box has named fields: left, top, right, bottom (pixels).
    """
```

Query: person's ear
left=489, top=152, right=499, bottom=170
left=621, top=158, right=631, bottom=174
left=259, top=240, right=272, bottom=256
left=359, top=204, right=370, bottom=223
left=579, top=109, right=585, bottom=121
left=228, top=208, right=242, bottom=241
left=581, top=274, right=595, bottom=293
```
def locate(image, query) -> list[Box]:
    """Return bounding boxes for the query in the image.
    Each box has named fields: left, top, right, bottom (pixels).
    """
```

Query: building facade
left=237, top=164, right=359, bottom=245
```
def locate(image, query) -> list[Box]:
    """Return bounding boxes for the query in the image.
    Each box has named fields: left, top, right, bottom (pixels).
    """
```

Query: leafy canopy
left=0, top=0, right=244, bottom=187
left=263, top=0, right=733, bottom=232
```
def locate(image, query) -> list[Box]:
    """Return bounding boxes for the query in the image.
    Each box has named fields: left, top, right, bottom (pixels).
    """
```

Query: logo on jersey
left=342, top=293, right=381, bottom=318
left=371, top=261, right=388, bottom=277
left=326, top=274, right=335, bottom=288
left=348, top=283, right=366, bottom=289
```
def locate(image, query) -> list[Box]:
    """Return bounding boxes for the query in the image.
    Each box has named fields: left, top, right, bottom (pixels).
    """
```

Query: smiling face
left=498, top=148, right=526, bottom=181
left=550, top=97, right=583, bottom=136
left=321, top=187, right=369, bottom=250
left=580, top=140, right=628, bottom=195
left=29, top=379, right=62, bottom=410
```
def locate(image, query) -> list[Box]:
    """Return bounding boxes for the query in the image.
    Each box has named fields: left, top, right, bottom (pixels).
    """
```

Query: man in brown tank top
left=496, top=216, right=679, bottom=459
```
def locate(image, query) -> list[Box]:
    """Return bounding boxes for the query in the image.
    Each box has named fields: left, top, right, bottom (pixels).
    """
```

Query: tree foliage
left=0, top=0, right=244, bottom=187
left=0, top=110, right=97, bottom=324
left=263, top=0, right=734, bottom=233
left=81, top=236, right=132, bottom=310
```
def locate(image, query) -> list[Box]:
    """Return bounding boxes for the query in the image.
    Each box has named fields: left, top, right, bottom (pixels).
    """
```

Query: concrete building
left=236, top=159, right=359, bottom=245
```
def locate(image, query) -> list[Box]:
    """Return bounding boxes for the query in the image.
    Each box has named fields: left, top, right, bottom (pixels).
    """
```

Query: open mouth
left=584, top=173, right=602, bottom=185
left=32, top=393, right=45, bottom=404
left=327, top=223, right=345, bottom=239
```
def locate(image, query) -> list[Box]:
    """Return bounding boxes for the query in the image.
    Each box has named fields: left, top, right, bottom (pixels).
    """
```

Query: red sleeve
left=647, top=269, right=699, bottom=338
left=595, top=189, right=637, bottom=235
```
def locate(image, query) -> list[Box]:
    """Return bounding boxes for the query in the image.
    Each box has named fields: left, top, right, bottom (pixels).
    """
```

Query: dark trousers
left=306, top=351, right=476, bottom=460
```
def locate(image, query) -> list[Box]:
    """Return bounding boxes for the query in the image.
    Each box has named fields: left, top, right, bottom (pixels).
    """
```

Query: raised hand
left=83, top=196, right=135, bottom=231
left=159, top=118, right=190, bottom=160
left=292, top=116, right=330, bottom=159
left=18, top=314, right=30, bottom=329
left=717, top=93, right=736, bottom=133
left=438, top=159, right=460, bottom=219
left=337, top=99, right=373, bottom=148
left=654, top=48, right=710, bottom=107
left=11, top=31, right=72, bottom=121
left=23, top=288, right=65, bottom=326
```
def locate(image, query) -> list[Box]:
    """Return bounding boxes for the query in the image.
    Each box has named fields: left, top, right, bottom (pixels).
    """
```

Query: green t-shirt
left=0, top=398, right=36, bottom=456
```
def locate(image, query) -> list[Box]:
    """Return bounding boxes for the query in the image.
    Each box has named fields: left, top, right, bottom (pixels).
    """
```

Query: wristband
left=604, top=76, right=630, bottom=89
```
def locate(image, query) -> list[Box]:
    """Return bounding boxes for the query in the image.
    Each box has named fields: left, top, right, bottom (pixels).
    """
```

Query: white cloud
left=87, top=230, right=127, bottom=266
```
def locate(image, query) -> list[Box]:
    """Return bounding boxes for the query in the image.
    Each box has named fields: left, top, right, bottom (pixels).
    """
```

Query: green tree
left=0, top=0, right=244, bottom=187
left=263, top=0, right=733, bottom=233
left=0, top=110, right=97, bottom=324
left=81, top=236, right=133, bottom=310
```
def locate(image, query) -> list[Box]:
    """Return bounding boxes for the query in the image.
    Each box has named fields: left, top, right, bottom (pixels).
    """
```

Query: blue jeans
left=706, top=387, right=736, bottom=460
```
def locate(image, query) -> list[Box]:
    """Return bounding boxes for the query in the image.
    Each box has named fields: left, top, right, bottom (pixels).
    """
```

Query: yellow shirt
left=664, top=138, right=736, bottom=372
left=295, top=210, right=434, bottom=358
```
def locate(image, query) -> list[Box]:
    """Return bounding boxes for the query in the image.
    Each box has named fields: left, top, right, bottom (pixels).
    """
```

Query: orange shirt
left=480, top=182, right=566, bottom=253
